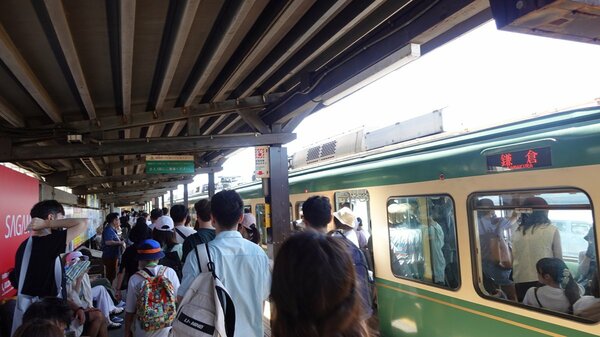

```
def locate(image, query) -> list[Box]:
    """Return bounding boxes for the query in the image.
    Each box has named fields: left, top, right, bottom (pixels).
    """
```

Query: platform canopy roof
left=0, top=0, right=490, bottom=204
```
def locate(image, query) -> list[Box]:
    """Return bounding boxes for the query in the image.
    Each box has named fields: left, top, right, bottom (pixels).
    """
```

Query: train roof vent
left=292, top=129, right=364, bottom=169
left=320, top=141, right=337, bottom=157
left=306, top=141, right=337, bottom=164
left=365, top=110, right=444, bottom=150
left=306, top=146, right=321, bottom=163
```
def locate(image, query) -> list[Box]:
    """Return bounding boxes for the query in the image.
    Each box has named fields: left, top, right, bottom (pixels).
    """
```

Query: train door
left=255, top=204, right=268, bottom=246
left=293, top=201, right=304, bottom=230
left=334, top=189, right=372, bottom=236
left=334, top=189, right=373, bottom=273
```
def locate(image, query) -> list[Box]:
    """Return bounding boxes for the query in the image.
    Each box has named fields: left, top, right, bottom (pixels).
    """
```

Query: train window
left=293, top=201, right=304, bottom=231
left=387, top=195, right=459, bottom=289
left=469, top=189, right=598, bottom=322
left=335, top=189, right=371, bottom=236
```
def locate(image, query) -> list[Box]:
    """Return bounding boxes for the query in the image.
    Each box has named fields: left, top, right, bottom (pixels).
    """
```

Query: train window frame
left=467, top=188, right=598, bottom=323
left=294, top=201, right=303, bottom=220
left=255, top=203, right=269, bottom=245
left=386, top=194, right=460, bottom=290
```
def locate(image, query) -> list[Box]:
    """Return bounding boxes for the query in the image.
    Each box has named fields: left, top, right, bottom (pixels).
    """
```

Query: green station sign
left=145, top=155, right=195, bottom=174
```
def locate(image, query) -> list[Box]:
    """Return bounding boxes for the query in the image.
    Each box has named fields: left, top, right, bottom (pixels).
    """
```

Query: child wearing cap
left=124, top=239, right=179, bottom=337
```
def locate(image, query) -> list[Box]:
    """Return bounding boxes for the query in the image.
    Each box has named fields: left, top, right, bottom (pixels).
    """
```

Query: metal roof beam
left=238, top=110, right=270, bottom=133
left=43, top=0, right=96, bottom=120
left=99, top=187, right=173, bottom=198
left=68, top=173, right=192, bottom=187
left=178, top=0, right=264, bottom=107
left=118, top=0, right=136, bottom=123
left=217, top=116, right=242, bottom=135
left=102, top=192, right=168, bottom=204
left=149, top=0, right=200, bottom=112
left=258, top=0, right=390, bottom=93
left=78, top=178, right=194, bottom=195
left=0, top=23, right=62, bottom=123
left=236, top=0, right=354, bottom=98
left=208, top=0, right=316, bottom=102
left=202, top=114, right=228, bottom=135
left=56, top=94, right=281, bottom=134
left=0, top=96, right=26, bottom=127
left=1, top=132, right=296, bottom=161
left=262, top=0, right=486, bottom=125
left=61, top=158, right=145, bottom=177
left=167, top=121, right=187, bottom=137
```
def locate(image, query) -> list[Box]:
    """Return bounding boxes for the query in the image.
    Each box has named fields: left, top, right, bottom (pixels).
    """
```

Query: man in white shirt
left=178, top=190, right=271, bottom=337
left=170, top=204, right=196, bottom=244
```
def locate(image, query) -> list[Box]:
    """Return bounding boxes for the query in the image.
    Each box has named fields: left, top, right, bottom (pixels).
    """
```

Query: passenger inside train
left=472, top=191, right=596, bottom=320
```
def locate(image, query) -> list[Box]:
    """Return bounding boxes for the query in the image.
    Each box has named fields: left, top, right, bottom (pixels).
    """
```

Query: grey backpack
left=171, top=243, right=235, bottom=337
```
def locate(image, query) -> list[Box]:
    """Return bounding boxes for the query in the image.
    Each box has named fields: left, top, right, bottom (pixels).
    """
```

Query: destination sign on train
left=486, top=147, right=552, bottom=172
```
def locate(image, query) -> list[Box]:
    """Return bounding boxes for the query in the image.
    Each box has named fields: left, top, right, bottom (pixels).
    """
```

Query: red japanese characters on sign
left=500, top=150, right=537, bottom=170
left=500, top=153, right=513, bottom=167
left=487, top=147, right=551, bottom=172
left=255, top=146, right=270, bottom=178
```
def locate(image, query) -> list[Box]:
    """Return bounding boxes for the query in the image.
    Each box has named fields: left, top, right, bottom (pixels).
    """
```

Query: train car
left=237, top=106, right=600, bottom=337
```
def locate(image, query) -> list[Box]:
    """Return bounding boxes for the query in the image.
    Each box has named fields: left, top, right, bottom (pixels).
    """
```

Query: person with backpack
left=301, top=196, right=373, bottom=320
left=152, top=216, right=183, bottom=281
left=115, top=218, right=153, bottom=301
left=170, top=205, right=196, bottom=244
left=181, top=199, right=216, bottom=263
left=177, top=190, right=270, bottom=337
left=331, top=206, right=373, bottom=320
left=124, top=239, right=179, bottom=337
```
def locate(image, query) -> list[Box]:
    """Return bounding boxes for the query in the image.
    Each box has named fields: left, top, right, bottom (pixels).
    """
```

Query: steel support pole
left=208, top=172, right=215, bottom=198
left=169, top=190, right=174, bottom=206
left=183, top=183, right=189, bottom=207
left=267, top=146, right=290, bottom=257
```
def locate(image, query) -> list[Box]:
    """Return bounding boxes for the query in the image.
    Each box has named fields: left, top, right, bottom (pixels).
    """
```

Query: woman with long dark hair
left=271, top=232, right=371, bottom=337
left=512, top=197, right=562, bottom=301
left=523, top=258, right=581, bottom=314
left=101, top=212, right=124, bottom=283
left=152, top=216, right=183, bottom=280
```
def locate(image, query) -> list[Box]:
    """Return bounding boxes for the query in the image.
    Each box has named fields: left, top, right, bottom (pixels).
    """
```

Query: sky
left=169, top=20, right=600, bottom=199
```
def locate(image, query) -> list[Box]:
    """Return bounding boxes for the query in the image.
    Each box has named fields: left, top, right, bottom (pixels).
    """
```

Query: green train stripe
left=375, top=278, right=597, bottom=337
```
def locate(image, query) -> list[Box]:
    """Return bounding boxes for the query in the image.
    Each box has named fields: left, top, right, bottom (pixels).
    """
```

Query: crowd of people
left=7, top=191, right=377, bottom=337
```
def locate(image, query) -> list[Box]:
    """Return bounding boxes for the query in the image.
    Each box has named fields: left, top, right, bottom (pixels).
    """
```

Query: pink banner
left=0, top=166, right=38, bottom=299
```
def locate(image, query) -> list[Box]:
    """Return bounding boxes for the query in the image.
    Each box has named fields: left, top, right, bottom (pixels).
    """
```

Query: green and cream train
left=237, top=107, right=600, bottom=337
